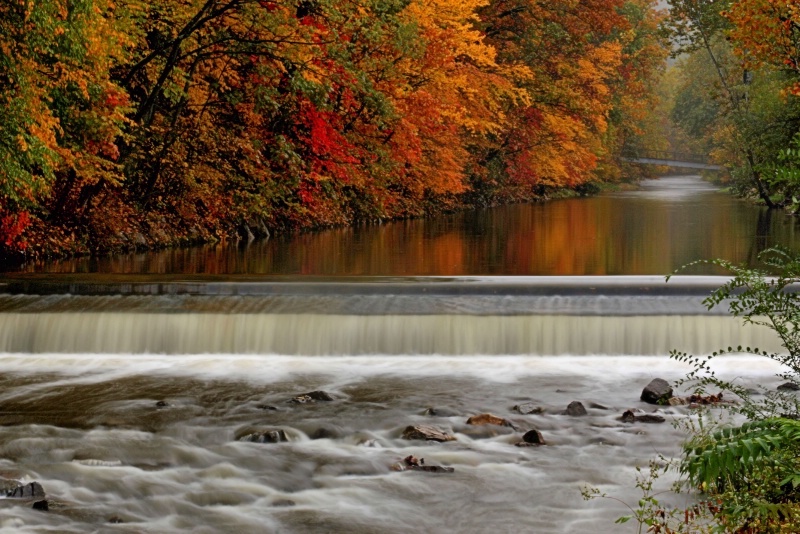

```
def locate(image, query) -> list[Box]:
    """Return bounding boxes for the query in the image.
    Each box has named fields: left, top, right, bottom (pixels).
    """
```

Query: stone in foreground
left=6, top=481, right=45, bottom=499
left=519, top=429, right=545, bottom=445
left=401, top=425, right=455, bottom=442
left=641, top=378, right=673, bottom=404
left=392, top=455, right=455, bottom=473
left=466, top=413, right=514, bottom=427
left=236, top=428, right=288, bottom=443
left=620, top=410, right=665, bottom=424
left=564, top=401, right=587, bottom=416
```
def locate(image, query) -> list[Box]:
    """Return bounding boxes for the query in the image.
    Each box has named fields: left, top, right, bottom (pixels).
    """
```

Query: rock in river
left=291, top=390, right=335, bottom=403
left=391, top=455, right=455, bottom=473
left=564, top=401, right=587, bottom=416
left=401, top=425, right=455, bottom=442
left=620, top=410, right=665, bottom=424
left=641, top=378, right=673, bottom=405
left=512, top=403, right=544, bottom=415
left=466, top=413, right=515, bottom=427
left=518, top=429, right=546, bottom=446
left=236, top=428, right=288, bottom=443
left=6, top=481, right=45, bottom=499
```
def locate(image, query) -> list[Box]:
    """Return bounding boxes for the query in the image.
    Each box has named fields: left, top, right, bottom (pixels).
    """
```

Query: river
left=6, top=175, right=799, bottom=276
left=0, top=176, right=795, bottom=533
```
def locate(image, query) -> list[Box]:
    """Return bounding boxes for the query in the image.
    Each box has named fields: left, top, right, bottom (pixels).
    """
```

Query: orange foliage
left=725, top=0, right=800, bottom=95
left=0, top=0, right=667, bottom=260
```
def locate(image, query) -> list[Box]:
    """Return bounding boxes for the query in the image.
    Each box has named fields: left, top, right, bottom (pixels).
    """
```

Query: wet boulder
left=423, top=407, right=460, bottom=417
left=516, top=429, right=546, bottom=446
left=620, top=410, right=665, bottom=424
left=32, top=500, right=48, bottom=512
left=401, top=425, right=455, bottom=442
left=564, top=401, right=587, bottom=416
left=641, top=378, right=673, bottom=405
left=310, top=425, right=343, bottom=440
left=778, top=382, right=800, bottom=392
left=391, top=455, right=455, bottom=473
left=466, top=413, right=516, bottom=428
left=5, top=481, right=45, bottom=499
left=290, top=390, right=335, bottom=404
left=512, top=403, right=544, bottom=415
left=235, top=428, right=288, bottom=443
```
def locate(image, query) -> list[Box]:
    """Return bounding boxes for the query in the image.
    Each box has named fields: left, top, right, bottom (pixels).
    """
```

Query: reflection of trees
left=746, top=208, right=773, bottom=266
left=23, top=189, right=800, bottom=275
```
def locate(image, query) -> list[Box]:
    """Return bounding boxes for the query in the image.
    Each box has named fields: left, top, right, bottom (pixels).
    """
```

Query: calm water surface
left=7, top=175, right=800, bottom=275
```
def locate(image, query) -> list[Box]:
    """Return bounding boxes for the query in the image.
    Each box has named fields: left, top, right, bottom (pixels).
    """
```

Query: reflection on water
left=6, top=176, right=800, bottom=275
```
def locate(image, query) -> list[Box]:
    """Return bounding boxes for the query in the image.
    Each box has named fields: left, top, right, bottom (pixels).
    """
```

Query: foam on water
left=0, top=353, right=786, bottom=533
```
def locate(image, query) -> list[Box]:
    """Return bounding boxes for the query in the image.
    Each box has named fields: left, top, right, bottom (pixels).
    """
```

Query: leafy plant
left=663, top=247, right=800, bottom=532
left=582, top=460, right=709, bottom=534
left=667, top=246, right=800, bottom=420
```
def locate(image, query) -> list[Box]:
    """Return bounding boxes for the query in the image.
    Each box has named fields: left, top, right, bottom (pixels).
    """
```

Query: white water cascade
left=0, top=277, right=786, bottom=533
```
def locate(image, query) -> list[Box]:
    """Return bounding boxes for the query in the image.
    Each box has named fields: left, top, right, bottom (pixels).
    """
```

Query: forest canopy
left=0, top=0, right=667, bottom=259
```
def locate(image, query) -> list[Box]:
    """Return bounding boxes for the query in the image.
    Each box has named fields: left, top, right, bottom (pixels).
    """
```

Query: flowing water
left=0, top=176, right=798, bottom=533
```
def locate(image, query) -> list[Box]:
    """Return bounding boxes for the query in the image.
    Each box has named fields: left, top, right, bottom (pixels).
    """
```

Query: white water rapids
left=0, top=278, right=789, bottom=533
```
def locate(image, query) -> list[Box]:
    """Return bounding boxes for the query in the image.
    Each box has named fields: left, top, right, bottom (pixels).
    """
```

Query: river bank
left=4, top=175, right=796, bottom=276
left=2, top=179, right=631, bottom=269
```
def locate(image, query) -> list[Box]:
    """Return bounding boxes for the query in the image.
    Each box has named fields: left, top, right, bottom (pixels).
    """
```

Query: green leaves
left=682, top=418, right=789, bottom=492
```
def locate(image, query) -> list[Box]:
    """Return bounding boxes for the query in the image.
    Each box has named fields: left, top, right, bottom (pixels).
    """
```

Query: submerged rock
left=391, top=455, right=455, bottom=473
left=466, top=413, right=515, bottom=428
left=641, top=378, right=673, bottom=404
left=512, top=403, right=544, bottom=415
left=620, top=410, right=665, bottom=424
left=519, top=429, right=545, bottom=445
left=564, top=401, right=587, bottom=416
left=291, top=390, right=335, bottom=403
left=423, top=407, right=460, bottom=417
left=401, top=425, right=455, bottom=442
left=6, top=481, right=45, bottom=499
left=311, top=426, right=342, bottom=440
left=32, top=500, right=48, bottom=512
left=235, top=428, right=288, bottom=443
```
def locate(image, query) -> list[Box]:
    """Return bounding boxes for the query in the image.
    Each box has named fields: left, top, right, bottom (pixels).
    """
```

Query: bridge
left=621, top=149, right=722, bottom=171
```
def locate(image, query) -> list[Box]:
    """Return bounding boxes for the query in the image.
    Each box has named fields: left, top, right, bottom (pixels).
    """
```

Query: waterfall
left=0, top=276, right=781, bottom=355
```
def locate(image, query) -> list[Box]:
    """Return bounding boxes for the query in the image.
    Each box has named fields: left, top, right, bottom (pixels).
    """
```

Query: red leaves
left=258, top=0, right=278, bottom=12
left=102, top=89, right=128, bottom=109
left=0, top=210, right=30, bottom=250
left=0, top=0, right=665, bottom=258
left=85, top=140, right=121, bottom=161
left=296, top=101, right=360, bottom=182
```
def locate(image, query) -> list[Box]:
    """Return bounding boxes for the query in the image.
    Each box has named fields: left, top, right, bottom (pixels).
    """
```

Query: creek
left=0, top=175, right=797, bottom=533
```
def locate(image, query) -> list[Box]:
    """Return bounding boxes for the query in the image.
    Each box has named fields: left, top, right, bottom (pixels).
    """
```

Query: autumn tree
left=0, top=0, right=668, bottom=260
left=666, top=0, right=800, bottom=208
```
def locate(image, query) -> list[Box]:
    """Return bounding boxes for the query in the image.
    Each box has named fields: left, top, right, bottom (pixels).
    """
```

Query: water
left=0, top=176, right=794, bottom=532
left=5, top=176, right=800, bottom=275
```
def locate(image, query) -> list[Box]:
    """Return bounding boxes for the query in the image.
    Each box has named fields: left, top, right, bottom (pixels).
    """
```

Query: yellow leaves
left=16, top=135, right=28, bottom=152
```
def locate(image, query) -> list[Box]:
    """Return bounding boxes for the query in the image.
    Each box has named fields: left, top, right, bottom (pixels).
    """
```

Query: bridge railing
left=621, top=149, right=712, bottom=165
